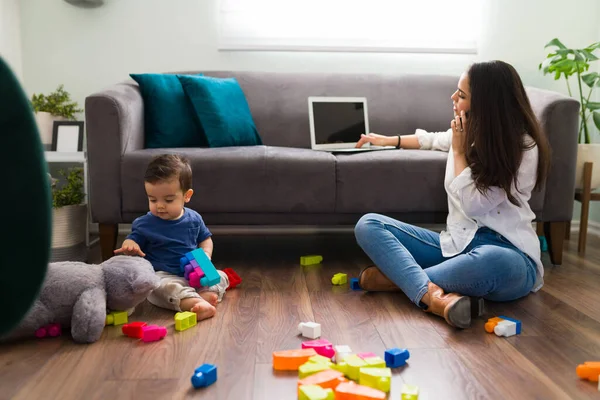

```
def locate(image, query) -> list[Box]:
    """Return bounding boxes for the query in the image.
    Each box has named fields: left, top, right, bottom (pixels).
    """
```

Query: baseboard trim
left=570, top=220, right=600, bottom=238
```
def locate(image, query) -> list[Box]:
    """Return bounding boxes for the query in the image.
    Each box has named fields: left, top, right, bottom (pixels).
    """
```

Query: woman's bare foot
left=199, top=291, right=219, bottom=306
left=181, top=297, right=216, bottom=321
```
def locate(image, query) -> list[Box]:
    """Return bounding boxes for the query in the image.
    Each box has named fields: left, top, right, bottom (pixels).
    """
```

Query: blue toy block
left=189, top=248, right=221, bottom=287
left=385, top=348, right=410, bottom=368
left=350, top=278, right=361, bottom=291
left=191, top=363, right=217, bottom=388
left=498, top=316, right=522, bottom=334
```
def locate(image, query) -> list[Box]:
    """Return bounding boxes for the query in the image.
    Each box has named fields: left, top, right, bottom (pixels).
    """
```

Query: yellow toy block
left=401, top=383, right=420, bottom=400
left=359, top=368, right=391, bottom=393
left=299, top=355, right=334, bottom=378
left=331, top=273, right=348, bottom=285
left=105, top=311, right=128, bottom=326
left=298, top=384, right=335, bottom=400
left=309, top=355, right=334, bottom=367
left=174, top=311, right=197, bottom=331
left=362, top=356, right=386, bottom=369
left=332, top=354, right=366, bottom=381
left=301, top=255, right=323, bottom=266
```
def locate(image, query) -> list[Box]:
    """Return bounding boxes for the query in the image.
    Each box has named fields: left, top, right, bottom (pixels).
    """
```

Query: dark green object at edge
left=0, top=57, right=51, bottom=336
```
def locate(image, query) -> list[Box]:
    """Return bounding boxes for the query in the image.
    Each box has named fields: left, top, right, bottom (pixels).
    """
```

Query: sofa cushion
left=130, top=73, right=206, bottom=148
left=178, top=75, right=263, bottom=148
left=121, top=146, right=336, bottom=214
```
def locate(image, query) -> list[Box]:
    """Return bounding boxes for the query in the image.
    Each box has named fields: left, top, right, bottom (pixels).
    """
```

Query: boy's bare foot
left=199, top=291, right=219, bottom=306
left=189, top=298, right=216, bottom=321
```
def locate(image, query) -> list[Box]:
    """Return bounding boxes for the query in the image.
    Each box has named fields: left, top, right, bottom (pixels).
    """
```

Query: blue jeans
left=354, top=213, right=537, bottom=306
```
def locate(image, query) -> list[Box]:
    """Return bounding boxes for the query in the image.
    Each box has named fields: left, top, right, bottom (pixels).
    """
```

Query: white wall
left=19, top=0, right=600, bottom=110
left=0, top=0, right=23, bottom=80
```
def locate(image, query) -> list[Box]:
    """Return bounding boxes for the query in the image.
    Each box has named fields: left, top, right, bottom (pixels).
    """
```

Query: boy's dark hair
left=144, top=154, right=192, bottom=192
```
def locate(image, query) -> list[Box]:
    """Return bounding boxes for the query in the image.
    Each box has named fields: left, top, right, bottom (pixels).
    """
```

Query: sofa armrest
left=86, top=81, right=144, bottom=224
left=527, top=87, right=580, bottom=222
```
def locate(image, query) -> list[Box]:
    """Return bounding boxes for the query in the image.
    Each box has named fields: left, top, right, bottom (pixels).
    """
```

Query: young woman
left=354, top=60, right=550, bottom=328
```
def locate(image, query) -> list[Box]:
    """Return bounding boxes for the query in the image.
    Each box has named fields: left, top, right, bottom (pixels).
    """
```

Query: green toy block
left=301, top=255, right=323, bottom=266
left=298, top=384, right=335, bottom=400
left=362, top=356, right=386, bottom=368
left=105, top=311, right=128, bottom=326
left=401, top=383, right=420, bottom=400
left=359, top=367, right=392, bottom=393
left=333, top=354, right=366, bottom=381
left=331, top=273, right=347, bottom=285
left=175, top=311, right=197, bottom=331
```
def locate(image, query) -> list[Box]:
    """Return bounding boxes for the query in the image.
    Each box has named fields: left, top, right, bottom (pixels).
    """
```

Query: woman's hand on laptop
left=355, top=133, right=395, bottom=148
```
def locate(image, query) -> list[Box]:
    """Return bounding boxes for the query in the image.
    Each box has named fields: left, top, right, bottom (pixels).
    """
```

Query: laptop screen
left=312, top=101, right=367, bottom=145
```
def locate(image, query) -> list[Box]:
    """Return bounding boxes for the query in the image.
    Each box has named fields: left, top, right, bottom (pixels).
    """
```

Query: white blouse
left=416, top=129, right=543, bottom=292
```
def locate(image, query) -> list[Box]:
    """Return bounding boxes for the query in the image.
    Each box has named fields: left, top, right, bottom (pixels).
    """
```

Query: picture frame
left=52, top=121, right=84, bottom=152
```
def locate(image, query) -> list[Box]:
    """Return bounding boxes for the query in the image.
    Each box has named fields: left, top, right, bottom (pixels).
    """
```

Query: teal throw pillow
left=177, top=75, right=262, bottom=148
left=130, top=73, right=207, bottom=148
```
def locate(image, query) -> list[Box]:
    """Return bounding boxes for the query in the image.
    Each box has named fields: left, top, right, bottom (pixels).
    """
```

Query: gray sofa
left=86, top=71, right=580, bottom=264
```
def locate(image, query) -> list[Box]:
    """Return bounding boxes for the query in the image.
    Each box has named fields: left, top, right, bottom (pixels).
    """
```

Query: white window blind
left=219, top=0, right=479, bottom=54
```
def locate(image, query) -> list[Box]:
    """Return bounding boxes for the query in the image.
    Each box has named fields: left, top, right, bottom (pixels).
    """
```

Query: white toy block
left=494, top=320, right=518, bottom=337
left=334, top=345, right=352, bottom=364
left=298, top=322, right=321, bottom=339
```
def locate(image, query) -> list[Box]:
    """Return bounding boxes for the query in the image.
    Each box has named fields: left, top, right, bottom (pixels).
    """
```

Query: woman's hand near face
left=355, top=133, right=396, bottom=148
left=451, top=110, right=468, bottom=154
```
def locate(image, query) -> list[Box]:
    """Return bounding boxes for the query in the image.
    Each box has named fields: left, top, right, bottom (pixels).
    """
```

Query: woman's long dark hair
left=465, top=60, right=551, bottom=206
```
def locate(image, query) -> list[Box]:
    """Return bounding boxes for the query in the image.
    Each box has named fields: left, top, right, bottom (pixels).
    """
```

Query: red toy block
left=302, top=339, right=335, bottom=359
left=223, top=268, right=241, bottom=290
left=122, top=322, right=148, bottom=338
left=141, top=325, right=167, bottom=342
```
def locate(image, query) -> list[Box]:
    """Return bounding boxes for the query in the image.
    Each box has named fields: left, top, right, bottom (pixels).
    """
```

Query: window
left=219, top=0, right=479, bottom=54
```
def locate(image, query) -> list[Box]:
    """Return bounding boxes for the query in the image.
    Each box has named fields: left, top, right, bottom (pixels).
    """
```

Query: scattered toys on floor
left=175, top=311, right=197, bottom=332
left=302, top=339, right=335, bottom=358
left=401, top=383, right=420, bottom=400
left=299, top=321, right=322, bottom=339
left=350, top=278, right=361, bottom=291
left=576, top=361, right=600, bottom=382
left=180, top=248, right=221, bottom=288
left=141, top=325, right=167, bottom=342
left=105, top=310, right=128, bottom=326
left=484, top=316, right=522, bottom=337
left=191, top=363, right=217, bottom=388
left=301, top=255, right=323, bottom=266
left=223, top=268, right=242, bottom=290
left=331, top=273, right=348, bottom=285
left=122, top=322, right=148, bottom=338
left=384, top=347, right=410, bottom=368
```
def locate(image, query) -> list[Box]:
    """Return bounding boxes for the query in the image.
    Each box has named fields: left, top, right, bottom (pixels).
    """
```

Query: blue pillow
left=130, top=73, right=207, bottom=148
left=177, top=75, right=262, bottom=148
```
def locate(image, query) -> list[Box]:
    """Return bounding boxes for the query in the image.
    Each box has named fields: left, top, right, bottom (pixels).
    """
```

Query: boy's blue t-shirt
left=127, top=207, right=211, bottom=276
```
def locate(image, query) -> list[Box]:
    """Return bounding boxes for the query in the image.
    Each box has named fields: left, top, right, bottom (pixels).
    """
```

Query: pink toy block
left=189, top=267, right=205, bottom=288
left=358, top=352, right=378, bottom=360
left=302, top=339, right=335, bottom=359
left=35, top=323, right=62, bottom=338
left=141, top=325, right=167, bottom=342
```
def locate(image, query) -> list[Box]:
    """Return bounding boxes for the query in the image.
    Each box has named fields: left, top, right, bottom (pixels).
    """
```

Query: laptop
left=308, top=96, right=395, bottom=152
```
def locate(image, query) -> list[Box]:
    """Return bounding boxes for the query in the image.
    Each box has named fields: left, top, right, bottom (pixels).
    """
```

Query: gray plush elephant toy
left=2, top=256, right=159, bottom=343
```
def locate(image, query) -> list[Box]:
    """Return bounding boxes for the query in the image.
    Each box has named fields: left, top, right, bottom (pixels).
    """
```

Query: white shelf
left=45, top=151, right=85, bottom=163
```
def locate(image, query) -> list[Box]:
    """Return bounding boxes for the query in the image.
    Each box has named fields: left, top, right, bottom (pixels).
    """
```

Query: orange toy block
left=335, top=381, right=386, bottom=400
left=298, top=369, right=348, bottom=390
left=273, top=348, right=318, bottom=370
left=576, top=361, right=600, bottom=382
left=484, top=317, right=504, bottom=333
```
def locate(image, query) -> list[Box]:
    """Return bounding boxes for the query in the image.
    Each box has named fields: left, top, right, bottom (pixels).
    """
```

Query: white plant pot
left=574, top=143, right=600, bottom=190
left=51, top=204, right=87, bottom=262
left=35, top=112, right=67, bottom=151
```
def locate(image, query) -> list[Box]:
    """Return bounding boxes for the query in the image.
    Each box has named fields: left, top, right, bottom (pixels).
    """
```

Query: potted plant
left=31, top=85, right=83, bottom=151
left=49, top=168, right=87, bottom=262
left=540, top=38, right=600, bottom=189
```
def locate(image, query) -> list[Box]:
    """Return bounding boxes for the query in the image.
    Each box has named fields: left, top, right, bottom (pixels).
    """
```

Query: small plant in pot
left=49, top=168, right=88, bottom=262
left=31, top=85, right=83, bottom=151
left=539, top=38, right=600, bottom=189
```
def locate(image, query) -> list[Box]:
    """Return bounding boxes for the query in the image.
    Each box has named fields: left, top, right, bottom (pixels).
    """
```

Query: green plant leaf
left=544, top=38, right=567, bottom=50
left=585, top=101, right=600, bottom=111
left=582, top=49, right=599, bottom=61
left=594, top=111, right=600, bottom=132
left=582, top=72, right=600, bottom=87
left=585, top=42, right=600, bottom=52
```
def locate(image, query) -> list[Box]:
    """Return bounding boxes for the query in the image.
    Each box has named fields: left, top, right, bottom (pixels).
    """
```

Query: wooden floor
left=2, top=231, right=600, bottom=400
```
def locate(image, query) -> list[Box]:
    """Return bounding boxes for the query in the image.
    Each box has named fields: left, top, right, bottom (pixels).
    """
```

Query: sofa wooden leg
left=99, top=223, right=118, bottom=261
left=544, top=221, right=566, bottom=265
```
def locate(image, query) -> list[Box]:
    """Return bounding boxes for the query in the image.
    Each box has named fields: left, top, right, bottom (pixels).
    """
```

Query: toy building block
left=122, top=322, right=148, bottom=338
left=302, top=339, right=335, bottom=359
left=301, top=255, right=323, bottom=266
left=273, top=348, right=318, bottom=370
left=334, top=381, right=386, bottom=400
left=357, top=352, right=377, bottom=360
left=334, top=345, right=352, bottom=364
left=191, top=363, right=217, bottom=388
left=401, top=383, right=420, bottom=400
left=298, top=369, right=348, bottom=390
left=35, top=323, right=62, bottom=338
left=576, top=361, right=600, bottom=382
left=183, top=263, right=194, bottom=280
left=333, top=354, right=366, bottom=381
left=350, top=278, right=361, bottom=291
left=189, top=268, right=205, bottom=288
left=484, top=317, right=505, bottom=333
left=498, top=315, right=522, bottom=333
left=331, top=273, right=348, bottom=285
left=180, top=249, right=220, bottom=287
left=175, top=311, right=197, bottom=331
left=141, top=325, right=167, bottom=342
left=362, top=356, right=386, bottom=369
left=105, top=311, right=128, bottom=326
left=223, top=268, right=241, bottom=290
left=493, top=316, right=522, bottom=337
left=359, top=367, right=392, bottom=393
left=299, top=355, right=334, bottom=378
left=299, top=322, right=321, bottom=339
left=384, top=348, right=410, bottom=368
left=298, top=384, right=335, bottom=400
